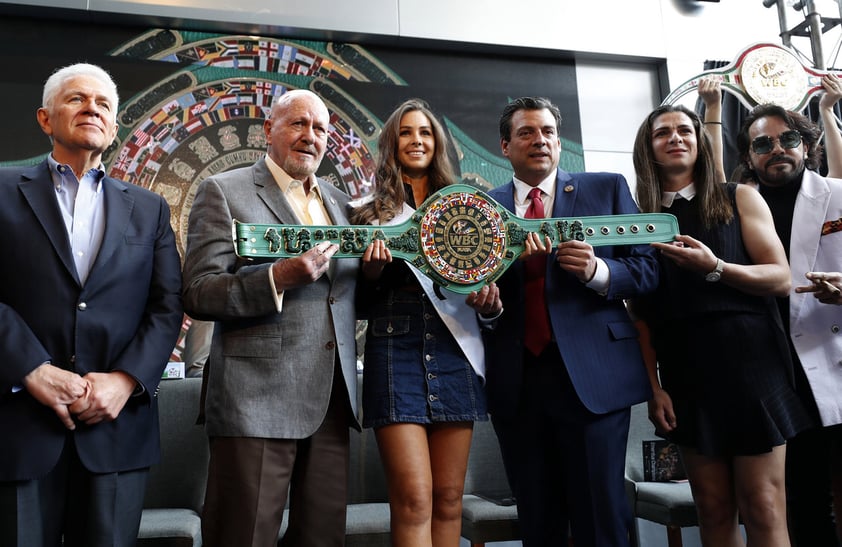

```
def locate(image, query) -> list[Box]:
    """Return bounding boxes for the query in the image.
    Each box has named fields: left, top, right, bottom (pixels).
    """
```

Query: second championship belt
left=662, top=42, right=832, bottom=111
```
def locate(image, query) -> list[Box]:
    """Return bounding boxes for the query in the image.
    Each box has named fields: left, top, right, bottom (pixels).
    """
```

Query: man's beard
left=756, top=154, right=805, bottom=188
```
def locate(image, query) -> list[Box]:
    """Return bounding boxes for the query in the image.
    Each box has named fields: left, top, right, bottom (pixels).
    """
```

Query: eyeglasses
left=750, top=130, right=802, bottom=155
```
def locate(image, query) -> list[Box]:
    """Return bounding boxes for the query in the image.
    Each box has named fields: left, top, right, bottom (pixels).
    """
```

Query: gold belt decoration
left=233, top=184, right=678, bottom=294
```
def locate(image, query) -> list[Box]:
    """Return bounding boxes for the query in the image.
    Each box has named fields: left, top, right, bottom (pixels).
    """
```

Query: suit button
left=325, top=341, right=336, bottom=351
left=329, top=297, right=336, bottom=305
left=78, top=302, right=87, bottom=311
left=833, top=325, right=840, bottom=334
left=70, top=355, right=76, bottom=364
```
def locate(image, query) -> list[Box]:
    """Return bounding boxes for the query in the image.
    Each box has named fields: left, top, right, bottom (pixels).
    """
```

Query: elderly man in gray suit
left=182, top=89, right=359, bottom=547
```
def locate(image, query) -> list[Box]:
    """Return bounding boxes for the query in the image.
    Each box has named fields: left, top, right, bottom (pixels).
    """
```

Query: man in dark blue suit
left=0, top=63, right=183, bottom=546
left=485, top=97, right=658, bottom=546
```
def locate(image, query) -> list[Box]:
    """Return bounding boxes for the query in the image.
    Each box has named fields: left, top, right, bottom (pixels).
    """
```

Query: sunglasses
left=750, top=130, right=802, bottom=155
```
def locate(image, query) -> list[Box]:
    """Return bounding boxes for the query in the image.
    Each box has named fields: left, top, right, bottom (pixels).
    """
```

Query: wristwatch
left=705, top=258, right=725, bottom=282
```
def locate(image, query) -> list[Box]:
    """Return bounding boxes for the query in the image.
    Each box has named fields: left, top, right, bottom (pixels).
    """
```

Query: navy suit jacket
left=485, top=169, right=657, bottom=419
left=0, top=161, right=183, bottom=480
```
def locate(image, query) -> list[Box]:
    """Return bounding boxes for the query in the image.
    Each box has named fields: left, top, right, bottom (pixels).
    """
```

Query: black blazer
left=0, top=161, right=183, bottom=480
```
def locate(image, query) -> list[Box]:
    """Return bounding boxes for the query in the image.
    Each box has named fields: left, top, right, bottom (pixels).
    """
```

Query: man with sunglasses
left=738, top=104, right=842, bottom=546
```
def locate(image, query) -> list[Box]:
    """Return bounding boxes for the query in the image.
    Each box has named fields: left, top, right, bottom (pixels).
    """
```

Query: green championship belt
left=234, top=184, right=678, bottom=294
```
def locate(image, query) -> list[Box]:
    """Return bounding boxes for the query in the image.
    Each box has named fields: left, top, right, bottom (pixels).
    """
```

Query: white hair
left=270, top=89, right=325, bottom=113
left=42, top=63, right=119, bottom=114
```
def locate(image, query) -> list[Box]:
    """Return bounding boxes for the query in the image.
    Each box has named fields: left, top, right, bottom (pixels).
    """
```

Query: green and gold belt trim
left=234, top=184, right=678, bottom=294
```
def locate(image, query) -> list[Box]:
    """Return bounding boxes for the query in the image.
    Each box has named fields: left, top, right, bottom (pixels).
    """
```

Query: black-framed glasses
left=750, top=130, right=802, bottom=154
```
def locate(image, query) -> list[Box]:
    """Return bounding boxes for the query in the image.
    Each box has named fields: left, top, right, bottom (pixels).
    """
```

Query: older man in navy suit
left=485, top=97, right=658, bottom=546
left=0, top=63, right=183, bottom=547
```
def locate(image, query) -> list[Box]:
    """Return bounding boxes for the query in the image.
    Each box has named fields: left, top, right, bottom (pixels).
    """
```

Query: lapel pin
left=564, top=185, right=574, bottom=193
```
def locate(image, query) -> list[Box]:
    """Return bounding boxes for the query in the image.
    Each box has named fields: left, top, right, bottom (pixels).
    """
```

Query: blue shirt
left=48, top=156, right=106, bottom=286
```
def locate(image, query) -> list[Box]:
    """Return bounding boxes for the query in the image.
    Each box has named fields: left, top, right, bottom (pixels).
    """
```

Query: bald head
left=271, top=89, right=327, bottom=117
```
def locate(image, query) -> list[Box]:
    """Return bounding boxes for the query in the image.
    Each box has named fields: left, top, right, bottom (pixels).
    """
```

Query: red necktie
left=524, top=187, right=552, bottom=357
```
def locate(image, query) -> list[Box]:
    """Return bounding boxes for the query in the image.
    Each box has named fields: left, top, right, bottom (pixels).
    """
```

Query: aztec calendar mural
left=0, top=26, right=584, bottom=360
left=99, top=28, right=582, bottom=258
left=105, top=31, right=402, bottom=257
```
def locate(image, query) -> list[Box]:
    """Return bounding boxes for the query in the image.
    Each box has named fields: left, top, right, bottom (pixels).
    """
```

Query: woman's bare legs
left=376, top=422, right=474, bottom=546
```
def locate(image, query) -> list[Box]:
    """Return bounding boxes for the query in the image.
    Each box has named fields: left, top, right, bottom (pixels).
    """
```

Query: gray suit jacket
left=182, top=158, right=360, bottom=438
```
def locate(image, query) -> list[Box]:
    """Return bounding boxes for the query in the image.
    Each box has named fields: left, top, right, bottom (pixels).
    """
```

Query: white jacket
left=787, top=169, right=842, bottom=427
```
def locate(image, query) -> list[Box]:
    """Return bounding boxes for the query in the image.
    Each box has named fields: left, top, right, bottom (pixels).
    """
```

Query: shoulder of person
left=348, top=193, right=374, bottom=209
left=487, top=180, right=514, bottom=197
left=189, top=165, right=261, bottom=195
left=107, top=176, right=165, bottom=203
left=809, top=168, right=842, bottom=190
left=732, top=181, right=758, bottom=198
left=568, top=170, right=625, bottom=183
left=824, top=173, right=842, bottom=186
left=0, top=165, right=29, bottom=178
left=4, top=160, right=49, bottom=183
left=733, top=182, right=768, bottom=214
left=215, top=163, right=260, bottom=184
left=319, top=178, right=351, bottom=204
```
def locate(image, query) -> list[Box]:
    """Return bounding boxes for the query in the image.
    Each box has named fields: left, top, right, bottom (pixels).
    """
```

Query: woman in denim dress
left=351, top=98, right=502, bottom=546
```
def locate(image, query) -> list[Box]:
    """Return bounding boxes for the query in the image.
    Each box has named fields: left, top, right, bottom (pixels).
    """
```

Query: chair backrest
left=463, top=420, right=512, bottom=498
left=626, top=402, right=658, bottom=483
left=348, top=424, right=389, bottom=504
left=143, top=377, right=209, bottom=513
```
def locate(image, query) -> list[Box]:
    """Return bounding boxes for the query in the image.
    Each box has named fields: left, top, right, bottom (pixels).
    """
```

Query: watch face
left=705, top=259, right=724, bottom=282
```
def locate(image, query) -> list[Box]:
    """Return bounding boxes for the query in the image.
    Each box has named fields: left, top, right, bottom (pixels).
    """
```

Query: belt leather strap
left=233, top=184, right=678, bottom=294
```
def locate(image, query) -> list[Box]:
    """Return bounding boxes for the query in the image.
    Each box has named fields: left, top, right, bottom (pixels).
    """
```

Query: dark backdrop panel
left=0, top=15, right=583, bottom=175
left=0, top=13, right=584, bottom=362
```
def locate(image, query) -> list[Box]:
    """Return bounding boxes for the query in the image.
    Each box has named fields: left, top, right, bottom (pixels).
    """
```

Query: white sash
left=374, top=203, right=486, bottom=380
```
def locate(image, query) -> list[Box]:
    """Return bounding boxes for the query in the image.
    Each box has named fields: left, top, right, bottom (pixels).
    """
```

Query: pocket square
left=822, top=217, right=842, bottom=236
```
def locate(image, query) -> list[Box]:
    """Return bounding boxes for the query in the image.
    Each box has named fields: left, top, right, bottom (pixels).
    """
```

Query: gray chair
left=625, top=402, right=698, bottom=547
left=344, top=424, right=392, bottom=546
left=138, top=377, right=208, bottom=547
left=460, top=420, right=520, bottom=547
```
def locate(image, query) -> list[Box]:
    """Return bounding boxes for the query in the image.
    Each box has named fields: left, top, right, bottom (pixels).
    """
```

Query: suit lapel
left=252, top=160, right=299, bottom=224
left=316, top=180, right=348, bottom=282
left=493, top=182, right=525, bottom=281
left=545, top=170, right=574, bottom=279
left=494, top=182, right=516, bottom=213
left=251, top=161, right=349, bottom=281
left=88, top=177, right=133, bottom=284
left=252, top=159, right=347, bottom=225
left=18, top=162, right=79, bottom=284
left=790, top=170, right=831, bottom=324
left=550, top=169, right=575, bottom=219
left=318, top=181, right=347, bottom=224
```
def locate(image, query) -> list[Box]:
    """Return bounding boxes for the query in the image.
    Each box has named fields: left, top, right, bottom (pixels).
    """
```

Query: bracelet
left=703, top=121, right=722, bottom=125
